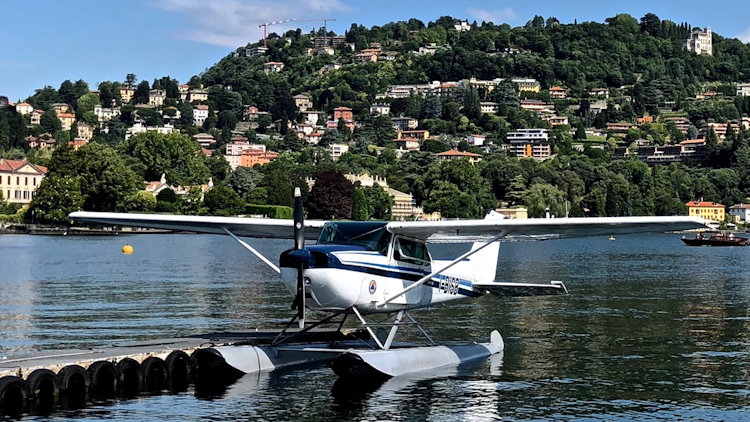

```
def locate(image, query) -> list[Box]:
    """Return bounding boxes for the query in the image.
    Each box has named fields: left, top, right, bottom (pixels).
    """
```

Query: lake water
left=1, top=232, right=749, bottom=420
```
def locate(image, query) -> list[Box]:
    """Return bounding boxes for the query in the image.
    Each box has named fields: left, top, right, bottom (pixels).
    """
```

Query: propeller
left=291, top=187, right=306, bottom=328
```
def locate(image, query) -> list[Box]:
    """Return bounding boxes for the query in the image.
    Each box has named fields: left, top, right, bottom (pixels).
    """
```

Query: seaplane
left=69, top=189, right=708, bottom=381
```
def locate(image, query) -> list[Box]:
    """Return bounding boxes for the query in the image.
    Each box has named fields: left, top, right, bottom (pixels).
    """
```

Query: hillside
left=1, top=13, right=749, bottom=224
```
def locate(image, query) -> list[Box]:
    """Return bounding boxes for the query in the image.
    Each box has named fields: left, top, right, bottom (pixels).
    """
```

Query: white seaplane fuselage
left=279, top=221, right=491, bottom=314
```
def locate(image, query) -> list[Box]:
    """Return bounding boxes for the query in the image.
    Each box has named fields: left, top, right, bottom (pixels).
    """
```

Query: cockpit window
left=317, top=222, right=390, bottom=255
left=395, top=237, right=431, bottom=264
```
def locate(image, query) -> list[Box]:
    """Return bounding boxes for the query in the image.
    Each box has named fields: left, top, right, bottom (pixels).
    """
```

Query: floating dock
left=0, top=328, right=503, bottom=418
left=0, top=329, right=363, bottom=418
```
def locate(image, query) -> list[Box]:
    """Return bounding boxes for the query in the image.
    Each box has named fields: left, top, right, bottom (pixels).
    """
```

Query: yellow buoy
left=122, top=244, right=134, bottom=254
left=609, top=235, right=615, bottom=241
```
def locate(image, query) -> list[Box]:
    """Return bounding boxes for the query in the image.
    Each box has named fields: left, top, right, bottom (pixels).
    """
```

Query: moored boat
left=681, top=232, right=749, bottom=246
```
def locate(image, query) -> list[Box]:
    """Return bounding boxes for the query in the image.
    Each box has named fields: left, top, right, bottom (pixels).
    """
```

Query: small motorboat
left=681, top=232, right=749, bottom=246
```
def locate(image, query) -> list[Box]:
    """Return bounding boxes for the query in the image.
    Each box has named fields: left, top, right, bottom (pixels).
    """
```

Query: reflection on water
left=1, top=232, right=749, bottom=420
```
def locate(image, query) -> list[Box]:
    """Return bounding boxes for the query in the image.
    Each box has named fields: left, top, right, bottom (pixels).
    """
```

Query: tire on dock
left=116, top=358, right=143, bottom=397
left=26, top=368, right=59, bottom=414
left=165, top=350, right=192, bottom=392
left=191, top=348, right=244, bottom=397
left=0, top=375, right=29, bottom=417
left=141, top=357, right=168, bottom=393
left=56, top=364, right=89, bottom=408
left=88, top=361, right=118, bottom=400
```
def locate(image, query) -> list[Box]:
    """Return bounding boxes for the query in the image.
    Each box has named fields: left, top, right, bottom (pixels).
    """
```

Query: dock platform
left=0, top=329, right=364, bottom=418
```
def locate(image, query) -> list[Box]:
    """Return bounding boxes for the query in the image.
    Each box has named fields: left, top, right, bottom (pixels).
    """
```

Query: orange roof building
left=436, top=149, right=483, bottom=164
left=0, top=159, right=48, bottom=204
left=686, top=200, right=725, bottom=222
left=239, top=150, right=279, bottom=167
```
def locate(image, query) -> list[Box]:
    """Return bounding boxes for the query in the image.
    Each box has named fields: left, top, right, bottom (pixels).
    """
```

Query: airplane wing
left=386, top=216, right=709, bottom=242
left=69, top=211, right=327, bottom=240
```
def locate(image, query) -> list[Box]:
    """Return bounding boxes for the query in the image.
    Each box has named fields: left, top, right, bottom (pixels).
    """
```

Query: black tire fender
left=26, top=368, right=59, bottom=411
left=165, top=350, right=192, bottom=389
left=116, top=358, right=143, bottom=396
left=56, top=364, right=89, bottom=408
left=87, top=360, right=118, bottom=400
left=141, top=357, right=168, bottom=392
left=0, top=375, right=29, bottom=417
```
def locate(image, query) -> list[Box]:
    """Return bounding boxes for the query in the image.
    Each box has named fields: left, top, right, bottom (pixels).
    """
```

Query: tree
left=98, top=81, right=116, bottom=106
left=505, top=174, right=528, bottom=205
left=125, top=73, right=137, bottom=89
left=40, top=109, right=62, bottom=134
left=122, top=190, right=157, bottom=212
left=203, top=186, right=245, bottom=216
left=462, top=88, right=481, bottom=120
left=574, top=121, right=587, bottom=140
left=134, top=80, right=150, bottom=104
left=306, top=170, right=354, bottom=219
left=524, top=182, right=566, bottom=218
left=422, top=159, right=493, bottom=218
left=364, top=183, right=394, bottom=220
left=120, top=131, right=210, bottom=185
left=74, top=143, right=141, bottom=211
left=28, top=176, right=84, bottom=224
left=229, top=166, right=263, bottom=200
left=352, top=188, right=371, bottom=221
left=76, top=93, right=100, bottom=117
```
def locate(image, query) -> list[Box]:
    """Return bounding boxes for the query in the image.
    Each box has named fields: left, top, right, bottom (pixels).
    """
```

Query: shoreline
left=0, top=223, right=170, bottom=235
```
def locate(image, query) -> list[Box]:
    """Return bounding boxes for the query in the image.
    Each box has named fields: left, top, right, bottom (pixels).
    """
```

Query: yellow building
left=495, top=207, right=528, bottom=219
left=120, top=87, right=135, bottom=103
left=686, top=200, right=725, bottom=222
left=0, top=159, right=48, bottom=204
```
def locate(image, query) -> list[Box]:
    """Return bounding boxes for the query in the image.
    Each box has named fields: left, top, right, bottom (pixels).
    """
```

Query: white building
left=683, top=27, right=712, bottom=56
left=15, top=102, right=33, bottom=115
left=729, top=204, right=750, bottom=223
left=93, top=105, right=121, bottom=123
left=466, top=134, right=487, bottom=146
left=193, top=105, right=209, bottom=127
left=737, top=83, right=750, bottom=97
left=329, top=143, right=349, bottom=160
left=225, top=141, right=266, bottom=170
left=125, top=123, right=174, bottom=140
left=370, top=103, right=391, bottom=115
left=480, top=102, right=499, bottom=114
left=504, top=129, right=552, bottom=161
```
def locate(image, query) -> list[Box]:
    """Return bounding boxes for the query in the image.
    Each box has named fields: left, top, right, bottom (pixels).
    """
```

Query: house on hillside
left=0, top=159, right=47, bottom=204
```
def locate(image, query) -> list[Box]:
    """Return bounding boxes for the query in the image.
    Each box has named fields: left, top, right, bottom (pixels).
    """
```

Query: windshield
left=317, top=222, right=390, bottom=254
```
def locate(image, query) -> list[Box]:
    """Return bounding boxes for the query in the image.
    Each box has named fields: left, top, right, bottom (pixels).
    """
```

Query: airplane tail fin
left=468, top=210, right=504, bottom=284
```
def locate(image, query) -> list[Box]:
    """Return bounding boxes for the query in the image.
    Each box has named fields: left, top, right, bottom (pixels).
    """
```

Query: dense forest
left=1, top=13, right=749, bottom=223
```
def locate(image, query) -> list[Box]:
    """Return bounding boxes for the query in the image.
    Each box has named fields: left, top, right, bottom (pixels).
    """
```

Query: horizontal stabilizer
left=475, top=280, right=568, bottom=297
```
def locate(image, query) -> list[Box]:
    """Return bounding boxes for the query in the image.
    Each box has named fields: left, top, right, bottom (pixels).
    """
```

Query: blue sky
left=2, top=0, right=749, bottom=102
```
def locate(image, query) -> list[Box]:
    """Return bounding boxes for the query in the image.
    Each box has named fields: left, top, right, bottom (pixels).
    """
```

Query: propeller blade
left=292, top=187, right=305, bottom=328
left=293, top=187, right=304, bottom=250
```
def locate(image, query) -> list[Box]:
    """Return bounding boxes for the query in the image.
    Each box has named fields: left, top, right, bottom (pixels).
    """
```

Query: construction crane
left=259, top=18, right=296, bottom=47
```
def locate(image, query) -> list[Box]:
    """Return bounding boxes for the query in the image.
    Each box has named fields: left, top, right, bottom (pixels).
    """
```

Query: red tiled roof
left=0, top=159, right=47, bottom=174
left=680, top=139, right=706, bottom=145
left=436, top=149, right=482, bottom=158
left=686, top=201, right=724, bottom=208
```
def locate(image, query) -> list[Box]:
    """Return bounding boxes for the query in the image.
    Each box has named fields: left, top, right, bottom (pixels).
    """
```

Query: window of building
left=25, top=177, right=28, bottom=186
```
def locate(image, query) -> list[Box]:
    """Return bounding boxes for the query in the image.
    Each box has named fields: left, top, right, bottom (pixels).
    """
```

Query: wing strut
left=222, top=226, right=281, bottom=274
left=379, top=230, right=507, bottom=306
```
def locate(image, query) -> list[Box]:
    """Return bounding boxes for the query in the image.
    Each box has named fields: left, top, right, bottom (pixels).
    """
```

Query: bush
left=245, top=204, right=293, bottom=219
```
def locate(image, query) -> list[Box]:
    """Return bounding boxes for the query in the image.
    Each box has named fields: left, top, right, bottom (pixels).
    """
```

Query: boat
left=681, top=232, right=749, bottom=246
